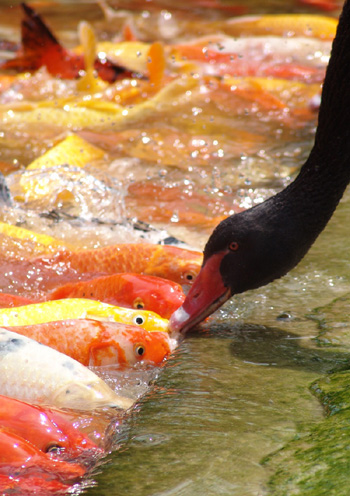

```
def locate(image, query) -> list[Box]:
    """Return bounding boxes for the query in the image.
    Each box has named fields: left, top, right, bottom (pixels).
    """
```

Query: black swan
left=169, top=0, right=350, bottom=334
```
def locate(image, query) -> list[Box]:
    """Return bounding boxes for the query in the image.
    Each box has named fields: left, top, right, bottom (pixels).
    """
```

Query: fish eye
left=133, top=315, right=145, bottom=326
left=184, top=271, right=196, bottom=283
left=229, top=241, right=239, bottom=251
left=134, top=343, right=146, bottom=357
left=133, top=297, right=145, bottom=309
left=45, top=442, right=64, bottom=454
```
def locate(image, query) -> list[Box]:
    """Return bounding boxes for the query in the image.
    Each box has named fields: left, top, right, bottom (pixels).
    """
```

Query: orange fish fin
left=122, top=21, right=138, bottom=42
left=147, top=41, right=166, bottom=89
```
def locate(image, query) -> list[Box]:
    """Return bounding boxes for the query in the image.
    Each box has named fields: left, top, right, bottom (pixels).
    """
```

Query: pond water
left=0, top=0, right=348, bottom=495
left=85, top=193, right=350, bottom=496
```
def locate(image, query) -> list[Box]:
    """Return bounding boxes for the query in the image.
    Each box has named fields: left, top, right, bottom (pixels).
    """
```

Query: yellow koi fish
left=0, top=298, right=169, bottom=332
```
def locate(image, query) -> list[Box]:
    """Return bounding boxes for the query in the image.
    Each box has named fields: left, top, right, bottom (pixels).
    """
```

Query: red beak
left=168, top=252, right=231, bottom=336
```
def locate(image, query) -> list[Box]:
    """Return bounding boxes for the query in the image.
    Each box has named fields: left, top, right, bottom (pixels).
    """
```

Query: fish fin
left=122, top=21, right=138, bottom=41
left=76, top=21, right=106, bottom=91
left=147, top=41, right=166, bottom=89
left=21, top=2, right=60, bottom=57
left=1, top=3, right=65, bottom=73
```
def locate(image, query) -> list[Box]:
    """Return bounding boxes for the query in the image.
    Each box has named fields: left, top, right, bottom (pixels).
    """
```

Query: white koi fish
left=0, top=328, right=134, bottom=411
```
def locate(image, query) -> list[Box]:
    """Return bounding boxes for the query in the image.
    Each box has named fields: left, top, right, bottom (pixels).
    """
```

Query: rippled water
left=81, top=192, right=350, bottom=495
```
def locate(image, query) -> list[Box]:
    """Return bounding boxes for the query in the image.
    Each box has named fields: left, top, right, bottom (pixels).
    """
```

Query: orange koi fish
left=0, top=273, right=185, bottom=319
left=126, top=180, right=234, bottom=230
left=35, top=243, right=203, bottom=286
left=0, top=3, right=131, bottom=82
left=0, top=427, right=85, bottom=480
left=7, top=319, right=175, bottom=367
left=173, top=44, right=325, bottom=83
left=48, top=273, right=185, bottom=319
left=0, top=394, right=101, bottom=456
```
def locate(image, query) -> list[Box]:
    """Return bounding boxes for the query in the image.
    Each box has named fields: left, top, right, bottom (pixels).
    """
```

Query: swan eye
left=134, top=344, right=146, bottom=357
left=133, top=297, right=145, bottom=309
left=229, top=242, right=239, bottom=251
left=45, top=442, right=63, bottom=453
left=133, top=315, right=145, bottom=326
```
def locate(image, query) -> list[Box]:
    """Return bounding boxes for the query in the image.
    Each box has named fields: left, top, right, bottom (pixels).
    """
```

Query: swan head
left=169, top=202, right=303, bottom=335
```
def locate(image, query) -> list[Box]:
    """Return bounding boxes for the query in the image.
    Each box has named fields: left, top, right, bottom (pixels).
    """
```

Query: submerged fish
left=224, top=13, right=337, bottom=39
left=0, top=298, right=169, bottom=332
left=0, top=394, right=101, bottom=456
left=35, top=243, right=203, bottom=286
left=0, top=427, right=85, bottom=480
left=0, top=328, right=134, bottom=411
left=8, top=319, right=176, bottom=367
left=0, top=473, right=70, bottom=495
left=48, top=273, right=185, bottom=319
left=172, top=35, right=330, bottom=82
left=0, top=3, right=129, bottom=82
left=0, top=75, right=198, bottom=130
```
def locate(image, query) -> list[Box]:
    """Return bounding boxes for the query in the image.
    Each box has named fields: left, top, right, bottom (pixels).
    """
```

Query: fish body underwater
left=0, top=394, right=101, bottom=456
left=0, top=427, right=85, bottom=480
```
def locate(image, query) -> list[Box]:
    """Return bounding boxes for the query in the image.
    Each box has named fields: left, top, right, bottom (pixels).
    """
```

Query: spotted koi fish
left=7, top=319, right=176, bottom=367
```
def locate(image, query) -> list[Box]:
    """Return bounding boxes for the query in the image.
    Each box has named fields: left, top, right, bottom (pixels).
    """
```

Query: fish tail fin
left=1, top=2, right=64, bottom=72
left=21, top=2, right=60, bottom=56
